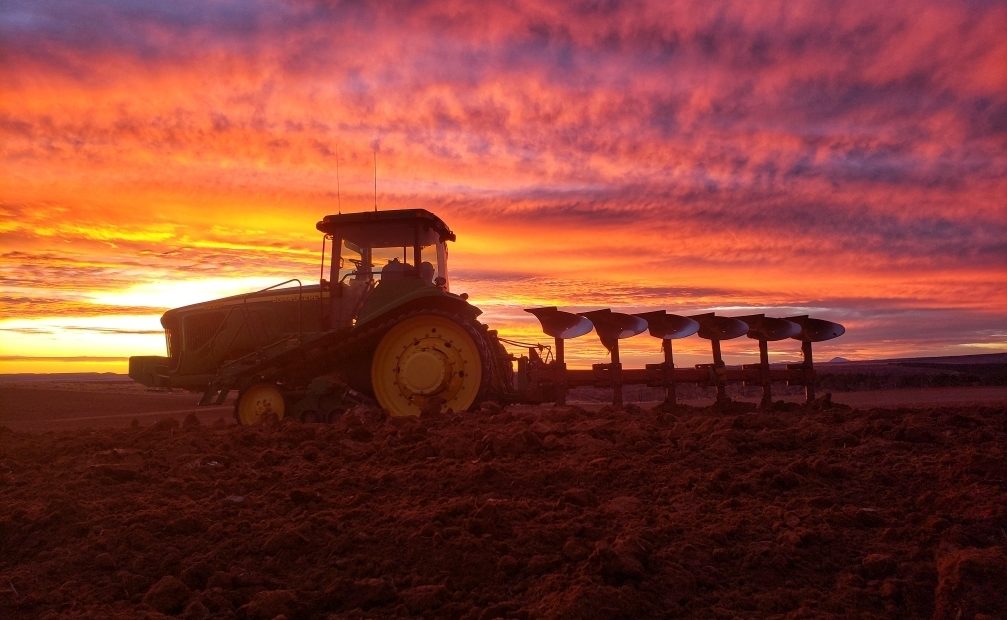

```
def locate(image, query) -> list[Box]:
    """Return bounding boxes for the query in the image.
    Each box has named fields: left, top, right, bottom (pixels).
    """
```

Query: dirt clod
left=240, top=589, right=298, bottom=619
left=934, top=546, right=1007, bottom=619
left=142, top=575, right=191, bottom=614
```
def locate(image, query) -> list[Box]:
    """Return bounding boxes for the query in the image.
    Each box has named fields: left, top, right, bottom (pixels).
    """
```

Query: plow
left=128, top=208, right=845, bottom=422
left=519, top=307, right=843, bottom=409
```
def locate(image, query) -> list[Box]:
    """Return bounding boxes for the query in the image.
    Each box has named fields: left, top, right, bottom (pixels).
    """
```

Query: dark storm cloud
left=0, top=0, right=262, bottom=62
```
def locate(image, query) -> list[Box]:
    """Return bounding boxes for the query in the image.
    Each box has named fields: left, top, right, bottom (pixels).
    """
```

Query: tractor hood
left=160, top=283, right=324, bottom=328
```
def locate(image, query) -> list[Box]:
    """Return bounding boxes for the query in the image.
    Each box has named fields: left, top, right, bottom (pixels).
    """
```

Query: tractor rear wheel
left=235, top=382, right=286, bottom=425
left=370, top=312, right=486, bottom=416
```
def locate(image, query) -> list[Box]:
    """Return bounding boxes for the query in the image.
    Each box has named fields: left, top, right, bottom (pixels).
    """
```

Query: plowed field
left=1, top=402, right=1004, bottom=618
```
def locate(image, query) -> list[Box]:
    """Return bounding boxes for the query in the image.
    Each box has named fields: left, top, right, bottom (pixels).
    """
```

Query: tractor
left=129, top=208, right=845, bottom=421
left=129, top=209, right=512, bottom=421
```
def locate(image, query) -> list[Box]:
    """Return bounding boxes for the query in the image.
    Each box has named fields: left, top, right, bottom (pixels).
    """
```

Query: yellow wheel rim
left=371, top=314, right=483, bottom=416
left=236, top=382, right=286, bottom=425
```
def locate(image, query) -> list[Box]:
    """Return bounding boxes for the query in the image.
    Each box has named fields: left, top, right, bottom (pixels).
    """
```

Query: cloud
left=0, top=326, right=53, bottom=335
left=60, top=326, right=165, bottom=336
left=0, top=325, right=154, bottom=340
left=0, top=0, right=1005, bottom=365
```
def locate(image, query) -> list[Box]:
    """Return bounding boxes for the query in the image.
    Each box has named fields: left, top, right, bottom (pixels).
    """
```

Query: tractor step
left=197, top=384, right=232, bottom=406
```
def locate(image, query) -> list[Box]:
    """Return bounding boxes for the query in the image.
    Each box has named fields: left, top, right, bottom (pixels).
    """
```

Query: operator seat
left=381, top=258, right=413, bottom=280
left=419, top=261, right=435, bottom=284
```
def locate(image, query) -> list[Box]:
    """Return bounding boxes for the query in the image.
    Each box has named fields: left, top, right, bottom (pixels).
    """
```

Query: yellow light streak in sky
left=90, top=277, right=298, bottom=311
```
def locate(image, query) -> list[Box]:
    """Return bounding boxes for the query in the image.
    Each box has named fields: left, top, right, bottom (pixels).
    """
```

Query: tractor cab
left=317, top=209, right=457, bottom=328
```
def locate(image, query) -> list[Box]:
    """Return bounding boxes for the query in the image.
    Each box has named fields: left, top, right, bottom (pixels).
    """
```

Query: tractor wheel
left=370, top=312, right=486, bottom=416
left=235, top=382, right=286, bottom=425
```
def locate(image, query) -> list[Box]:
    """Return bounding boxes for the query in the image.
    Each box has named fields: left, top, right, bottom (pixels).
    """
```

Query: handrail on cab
left=246, top=279, right=304, bottom=343
left=204, top=279, right=305, bottom=359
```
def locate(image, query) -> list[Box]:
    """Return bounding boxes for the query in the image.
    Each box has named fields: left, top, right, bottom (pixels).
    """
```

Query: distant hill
left=808, top=352, right=1006, bottom=366
left=881, top=352, right=1007, bottom=365
left=814, top=352, right=1006, bottom=390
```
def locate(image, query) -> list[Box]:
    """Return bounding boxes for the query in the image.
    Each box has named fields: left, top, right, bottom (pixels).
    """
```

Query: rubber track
left=210, top=305, right=501, bottom=408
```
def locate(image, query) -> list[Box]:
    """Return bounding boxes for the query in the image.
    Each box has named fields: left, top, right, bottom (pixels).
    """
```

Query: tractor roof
left=316, top=209, right=456, bottom=242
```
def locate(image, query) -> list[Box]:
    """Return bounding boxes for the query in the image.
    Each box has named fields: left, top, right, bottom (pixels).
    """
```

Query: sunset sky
left=2, top=0, right=1005, bottom=373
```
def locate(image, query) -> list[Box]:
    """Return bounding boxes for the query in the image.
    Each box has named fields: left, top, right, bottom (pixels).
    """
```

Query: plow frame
left=513, top=307, right=843, bottom=410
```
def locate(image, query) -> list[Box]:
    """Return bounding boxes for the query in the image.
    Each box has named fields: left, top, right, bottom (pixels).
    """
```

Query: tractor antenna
left=335, top=146, right=342, bottom=215
left=373, top=147, right=378, bottom=212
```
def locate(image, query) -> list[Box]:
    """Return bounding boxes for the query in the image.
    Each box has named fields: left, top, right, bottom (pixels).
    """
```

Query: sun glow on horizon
left=0, top=315, right=168, bottom=366
left=89, top=277, right=304, bottom=311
